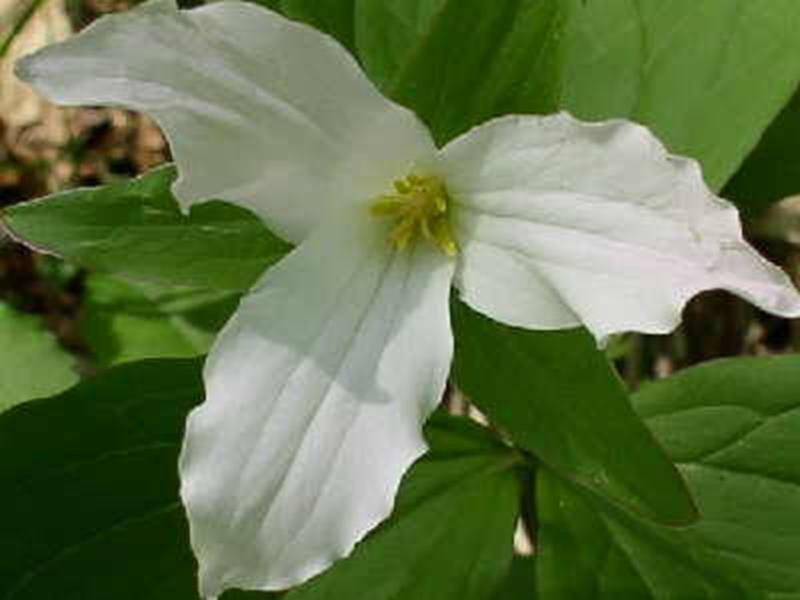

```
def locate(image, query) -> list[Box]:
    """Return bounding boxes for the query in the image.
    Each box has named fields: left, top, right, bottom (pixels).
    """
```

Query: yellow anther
left=370, top=197, right=407, bottom=217
left=369, top=174, right=458, bottom=256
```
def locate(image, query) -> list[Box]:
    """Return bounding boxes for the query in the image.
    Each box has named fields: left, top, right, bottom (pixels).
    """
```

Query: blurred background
left=2, top=0, right=799, bottom=411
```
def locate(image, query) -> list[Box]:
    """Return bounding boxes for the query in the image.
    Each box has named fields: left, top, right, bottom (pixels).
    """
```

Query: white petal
left=179, top=214, right=455, bottom=596
left=15, top=0, right=434, bottom=242
left=436, top=113, right=800, bottom=343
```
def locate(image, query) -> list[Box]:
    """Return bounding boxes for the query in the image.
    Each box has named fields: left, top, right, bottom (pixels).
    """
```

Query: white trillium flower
left=16, top=0, right=800, bottom=596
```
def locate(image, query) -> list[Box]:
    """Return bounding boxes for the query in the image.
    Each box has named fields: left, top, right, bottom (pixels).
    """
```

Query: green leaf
left=724, top=88, right=800, bottom=215
left=450, top=301, right=696, bottom=527
left=536, top=471, right=652, bottom=599
left=0, top=358, right=205, bottom=600
left=354, top=0, right=447, bottom=91
left=559, top=0, right=800, bottom=191
left=1, top=166, right=290, bottom=292
left=536, top=355, right=800, bottom=598
left=386, top=0, right=566, bottom=146
left=491, top=556, right=536, bottom=600
left=82, top=274, right=238, bottom=367
left=1, top=357, right=519, bottom=600
left=536, top=470, right=755, bottom=599
left=0, top=302, right=78, bottom=412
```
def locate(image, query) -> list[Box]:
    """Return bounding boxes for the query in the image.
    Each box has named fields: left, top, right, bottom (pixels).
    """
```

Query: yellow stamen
left=429, top=216, right=458, bottom=257
left=369, top=174, right=459, bottom=256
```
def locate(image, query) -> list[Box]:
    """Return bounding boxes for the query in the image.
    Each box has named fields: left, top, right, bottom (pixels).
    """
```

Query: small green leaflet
left=1, top=165, right=290, bottom=292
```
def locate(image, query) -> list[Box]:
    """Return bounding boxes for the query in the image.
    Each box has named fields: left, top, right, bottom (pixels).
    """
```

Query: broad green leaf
left=387, top=0, right=566, bottom=146
left=1, top=166, right=290, bottom=291
left=0, top=358, right=205, bottom=600
left=559, top=0, right=800, bottom=190
left=1, top=357, right=519, bottom=600
left=450, top=301, right=696, bottom=526
left=288, top=415, right=522, bottom=600
left=354, top=0, right=447, bottom=91
left=635, top=356, right=800, bottom=596
left=536, top=470, right=755, bottom=599
left=491, top=556, right=536, bottom=600
left=724, top=88, right=800, bottom=215
left=83, top=274, right=237, bottom=367
left=280, top=0, right=355, bottom=51
left=0, top=302, right=78, bottom=412
left=537, top=355, right=800, bottom=598
left=536, top=471, right=654, bottom=599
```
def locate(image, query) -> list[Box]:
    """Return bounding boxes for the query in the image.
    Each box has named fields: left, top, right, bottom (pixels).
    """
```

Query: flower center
left=369, top=174, right=458, bottom=256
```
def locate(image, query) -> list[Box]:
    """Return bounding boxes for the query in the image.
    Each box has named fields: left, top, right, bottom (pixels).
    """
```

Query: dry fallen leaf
left=0, top=0, right=71, bottom=130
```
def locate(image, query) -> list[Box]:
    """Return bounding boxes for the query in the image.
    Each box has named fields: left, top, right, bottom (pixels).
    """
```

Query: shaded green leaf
left=0, top=358, right=204, bottom=600
left=536, top=355, right=800, bottom=598
left=537, top=469, right=755, bottom=599
left=1, top=166, right=290, bottom=292
left=354, top=0, right=447, bottom=91
left=536, top=472, right=653, bottom=599
left=0, top=302, right=78, bottom=412
left=83, top=274, right=238, bottom=367
left=387, top=0, right=566, bottom=146
left=724, top=88, right=800, bottom=215
left=450, top=300, right=696, bottom=527
left=491, top=555, right=536, bottom=600
left=1, top=358, right=519, bottom=600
